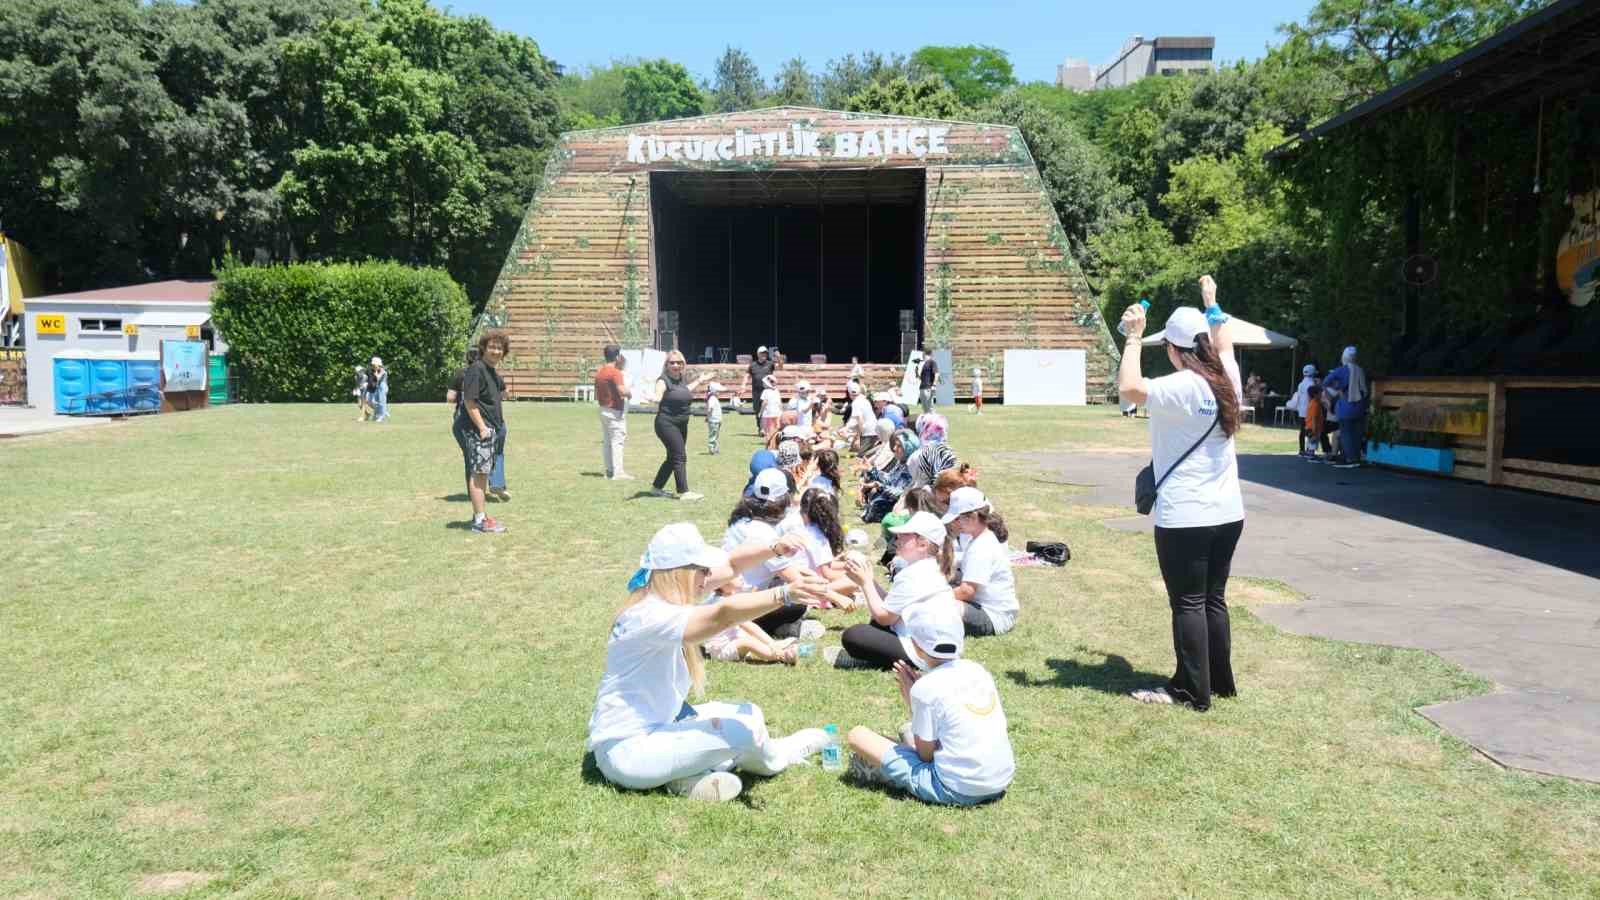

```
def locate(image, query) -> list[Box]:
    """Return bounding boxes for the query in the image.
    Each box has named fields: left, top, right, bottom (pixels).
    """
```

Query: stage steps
left=687, top=362, right=906, bottom=403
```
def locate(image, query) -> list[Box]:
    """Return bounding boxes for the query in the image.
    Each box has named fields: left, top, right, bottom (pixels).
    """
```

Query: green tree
left=818, top=51, right=922, bottom=108
left=769, top=57, right=819, bottom=107
left=910, top=44, right=1017, bottom=106
left=557, top=60, right=635, bottom=129
left=843, top=76, right=967, bottom=120
left=620, top=59, right=704, bottom=123
left=708, top=45, right=764, bottom=112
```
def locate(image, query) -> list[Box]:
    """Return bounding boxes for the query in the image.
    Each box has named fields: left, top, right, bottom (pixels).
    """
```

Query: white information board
left=1003, top=349, right=1087, bottom=406
left=619, top=348, right=666, bottom=409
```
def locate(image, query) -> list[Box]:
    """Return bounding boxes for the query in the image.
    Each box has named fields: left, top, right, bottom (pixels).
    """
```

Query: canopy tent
left=1140, top=315, right=1298, bottom=349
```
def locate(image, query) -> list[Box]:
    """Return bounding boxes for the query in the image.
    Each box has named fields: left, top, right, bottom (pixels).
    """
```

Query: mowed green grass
left=2, top=403, right=1597, bottom=899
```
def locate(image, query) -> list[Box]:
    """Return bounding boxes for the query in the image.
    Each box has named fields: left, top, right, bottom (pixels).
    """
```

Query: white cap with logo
left=888, top=511, right=947, bottom=546
left=940, top=487, right=991, bottom=524
left=752, top=467, right=790, bottom=502
left=906, top=600, right=964, bottom=660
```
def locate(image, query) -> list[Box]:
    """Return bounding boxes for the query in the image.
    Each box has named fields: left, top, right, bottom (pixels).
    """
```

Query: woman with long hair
left=831, top=512, right=959, bottom=670
left=587, top=523, right=830, bottom=802
left=649, top=350, right=711, bottom=501
left=1116, top=275, right=1245, bottom=712
left=810, top=448, right=843, bottom=496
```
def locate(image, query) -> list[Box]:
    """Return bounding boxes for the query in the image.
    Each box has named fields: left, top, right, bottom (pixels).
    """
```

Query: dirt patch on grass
left=134, top=871, right=215, bottom=894
left=1230, top=579, right=1303, bottom=606
left=120, top=803, right=208, bottom=831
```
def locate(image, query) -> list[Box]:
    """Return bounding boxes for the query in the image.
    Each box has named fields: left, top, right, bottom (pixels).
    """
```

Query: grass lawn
left=2, top=402, right=1597, bottom=898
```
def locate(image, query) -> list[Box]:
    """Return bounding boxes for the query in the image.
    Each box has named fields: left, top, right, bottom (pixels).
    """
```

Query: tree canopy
left=620, top=59, right=704, bottom=123
left=910, top=44, right=1017, bottom=106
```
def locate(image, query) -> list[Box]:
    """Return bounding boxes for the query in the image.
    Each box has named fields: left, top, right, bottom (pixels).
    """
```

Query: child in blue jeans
left=846, top=601, right=1014, bottom=805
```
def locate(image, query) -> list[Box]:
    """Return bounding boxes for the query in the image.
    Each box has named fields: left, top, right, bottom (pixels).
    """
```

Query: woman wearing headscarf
left=1322, top=346, right=1370, bottom=469
left=905, top=413, right=958, bottom=490
left=1116, top=275, right=1245, bottom=712
left=649, top=350, right=711, bottom=501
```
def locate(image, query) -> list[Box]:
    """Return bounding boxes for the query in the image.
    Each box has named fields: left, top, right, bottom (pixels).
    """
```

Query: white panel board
left=619, top=348, right=666, bottom=409
left=1003, top=349, right=1086, bottom=406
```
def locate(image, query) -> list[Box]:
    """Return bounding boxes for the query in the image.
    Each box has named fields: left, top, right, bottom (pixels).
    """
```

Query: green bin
left=207, top=353, right=229, bottom=406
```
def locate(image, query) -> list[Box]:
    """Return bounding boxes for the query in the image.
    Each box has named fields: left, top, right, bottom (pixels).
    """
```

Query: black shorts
left=466, top=427, right=497, bottom=475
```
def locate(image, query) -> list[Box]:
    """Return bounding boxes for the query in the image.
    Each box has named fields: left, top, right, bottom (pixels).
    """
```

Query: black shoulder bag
left=1135, top=416, right=1219, bottom=515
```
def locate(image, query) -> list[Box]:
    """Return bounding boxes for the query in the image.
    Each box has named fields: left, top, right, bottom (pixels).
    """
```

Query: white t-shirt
left=848, top=395, right=877, bottom=435
left=1143, top=361, right=1245, bottom=529
left=883, top=558, right=957, bottom=665
left=788, top=396, right=813, bottom=427
left=722, top=518, right=793, bottom=590
left=910, top=659, right=1015, bottom=797
left=586, top=596, right=692, bottom=748
left=809, top=474, right=836, bottom=495
left=957, top=530, right=1018, bottom=634
left=784, top=522, right=836, bottom=572
left=706, top=395, right=722, bottom=422
left=760, top=388, right=782, bottom=418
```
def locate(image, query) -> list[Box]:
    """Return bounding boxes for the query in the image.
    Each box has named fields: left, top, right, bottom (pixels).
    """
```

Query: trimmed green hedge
left=212, top=260, right=472, bottom=403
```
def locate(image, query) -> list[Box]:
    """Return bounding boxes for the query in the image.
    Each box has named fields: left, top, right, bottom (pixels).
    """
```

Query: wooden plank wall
left=483, top=107, right=1119, bottom=402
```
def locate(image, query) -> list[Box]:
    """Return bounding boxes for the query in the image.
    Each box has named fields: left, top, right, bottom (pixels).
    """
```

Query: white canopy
left=1142, top=315, right=1298, bottom=350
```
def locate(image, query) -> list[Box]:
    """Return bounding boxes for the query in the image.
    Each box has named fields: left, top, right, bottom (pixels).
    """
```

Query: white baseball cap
left=752, top=467, right=789, bottom=502
left=844, top=528, right=870, bottom=549
left=762, top=374, right=778, bottom=389
left=846, top=382, right=862, bottom=396
left=796, top=380, right=811, bottom=392
left=638, top=522, right=730, bottom=573
left=757, top=345, right=769, bottom=355
left=940, top=487, right=991, bottom=524
left=781, top=424, right=806, bottom=440
left=370, top=356, right=383, bottom=367
left=906, top=601, right=964, bottom=660
left=1161, top=307, right=1208, bottom=350
left=888, top=511, right=947, bottom=547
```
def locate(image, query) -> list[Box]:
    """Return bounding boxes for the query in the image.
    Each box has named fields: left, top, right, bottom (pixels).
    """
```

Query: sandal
left=1130, top=686, right=1176, bottom=705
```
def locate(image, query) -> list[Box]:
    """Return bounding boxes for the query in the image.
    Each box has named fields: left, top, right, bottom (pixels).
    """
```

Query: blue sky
left=441, top=0, right=1318, bottom=83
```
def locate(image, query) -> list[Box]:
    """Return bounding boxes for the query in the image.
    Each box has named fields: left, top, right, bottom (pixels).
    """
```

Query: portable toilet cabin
left=88, top=354, right=129, bottom=414
left=127, top=352, right=160, bottom=412
left=51, top=351, right=91, bottom=414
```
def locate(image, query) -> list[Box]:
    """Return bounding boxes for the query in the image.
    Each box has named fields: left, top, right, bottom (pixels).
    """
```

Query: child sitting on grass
left=846, top=601, right=1014, bottom=806
left=702, top=618, right=799, bottom=665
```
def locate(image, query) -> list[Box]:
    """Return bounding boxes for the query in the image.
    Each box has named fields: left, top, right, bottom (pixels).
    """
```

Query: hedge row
left=211, top=260, right=472, bottom=403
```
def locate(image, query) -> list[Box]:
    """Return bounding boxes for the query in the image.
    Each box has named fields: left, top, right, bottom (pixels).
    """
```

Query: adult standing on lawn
left=1116, top=275, right=1244, bottom=712
left=918, top=347, right=940, bottom=414
left=461, top=331, right=510, bottom=534
left=740, top=345, right=776, bottom=414
left=449, top=347, right=508, bottom=501
left=368, top=357, right=390, bottom=422
left=649, top=350, right=711, bottom=501
left=586, top=522, right=832, bottom=802
left=595, top=344, right=632, bottom=480
left=1323, top=346, right=1370, bottom=469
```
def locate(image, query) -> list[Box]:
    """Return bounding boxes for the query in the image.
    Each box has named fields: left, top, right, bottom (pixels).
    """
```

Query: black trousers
left=753, top=602, right=807, bottom=635
left=1299, top=428, right=1332, bottom=455
left=840, top=621, right=913, bottom=670
left=962, top=603, right=996, bottom=637
left=652, top=414, right=690, bottom=493
left=1153, top=519, right=1244, bottom=711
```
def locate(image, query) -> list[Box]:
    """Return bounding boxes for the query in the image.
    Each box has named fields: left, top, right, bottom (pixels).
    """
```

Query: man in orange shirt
left=595, top=343, right=632, bottom=479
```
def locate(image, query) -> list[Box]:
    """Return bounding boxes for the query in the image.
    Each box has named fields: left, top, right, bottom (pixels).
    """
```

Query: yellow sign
left=185, top=325, right=201, bottom=338
left=35, top=313, right=65, bottom=335
left=123, top=323, right=140, bottom=335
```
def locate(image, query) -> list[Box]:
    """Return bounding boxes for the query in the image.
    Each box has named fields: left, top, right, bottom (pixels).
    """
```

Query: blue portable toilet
left=52, top=353, right=91, bottom=414
left=127, top=353, right=160, bottom=412
left=90, top=357, right=129, bottom=414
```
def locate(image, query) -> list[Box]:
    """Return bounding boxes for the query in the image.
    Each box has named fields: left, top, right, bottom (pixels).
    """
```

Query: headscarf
left=909, top=441, right=958, bottom=488
left=875, top=419, right=895, bottom=443
left=893, top=429, right=920, bottom=461
left=1341, top=346, right=1368, bottom=405
left=776, top=440, right=801, bottom=469
left=916, top=412, right=949, bottom=444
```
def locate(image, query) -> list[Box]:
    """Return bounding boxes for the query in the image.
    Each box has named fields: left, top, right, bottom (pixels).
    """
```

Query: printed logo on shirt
left=964, top=690, right=999, bottom=717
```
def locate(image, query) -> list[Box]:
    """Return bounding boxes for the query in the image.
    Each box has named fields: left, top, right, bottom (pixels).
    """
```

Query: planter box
left=1367, top=442, right=1455, bottom=474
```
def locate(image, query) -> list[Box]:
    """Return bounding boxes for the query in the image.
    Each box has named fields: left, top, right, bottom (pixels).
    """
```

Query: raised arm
left=1117, top=302, right=1149, bottom=406
left=1200, top=275, right=1233, bottom=358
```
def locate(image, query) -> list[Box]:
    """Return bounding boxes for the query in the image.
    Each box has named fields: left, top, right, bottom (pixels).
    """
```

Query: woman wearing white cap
left=1116, top=275, right=1245, bottom=712
left=587, top=523, right=832, bottom=802
left=943, top=487, right=1019, bottom=637
left=831, top=511, right=958, bottom=670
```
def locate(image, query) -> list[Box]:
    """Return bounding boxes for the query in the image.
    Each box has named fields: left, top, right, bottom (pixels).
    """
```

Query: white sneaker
left=611, top=473, right=636, bottom=481
left=678, top=491, right=704, bottom=502
left=824, top=646, right=874, bottom=669
left=779, top=727, right=832, bottom=764
left=797, top=620, right=825, bottom=640
left=666, top=770, right=742, bottom=802
left=849, top=751, right=888, bottom=786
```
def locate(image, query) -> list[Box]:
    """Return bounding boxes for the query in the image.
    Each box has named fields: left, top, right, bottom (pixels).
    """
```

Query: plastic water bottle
left=1117, top=299, right=1151, bottom=336
left=821, top=724, right=843, bottom=771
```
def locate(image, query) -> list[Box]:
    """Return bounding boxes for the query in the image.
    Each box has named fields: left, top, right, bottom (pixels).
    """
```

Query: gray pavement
left=0, top=406, right=113, bottom=439
left=1014, top=448, right=1600, bottom=782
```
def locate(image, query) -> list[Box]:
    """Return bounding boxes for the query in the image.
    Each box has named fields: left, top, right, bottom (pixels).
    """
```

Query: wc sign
left=626, top=125, right=952, bottom=164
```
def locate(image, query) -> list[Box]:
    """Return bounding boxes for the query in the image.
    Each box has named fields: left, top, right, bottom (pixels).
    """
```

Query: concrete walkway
left=0, top=407, right=113, bottom=439
left=1016, top=448, right=1600, bottom=783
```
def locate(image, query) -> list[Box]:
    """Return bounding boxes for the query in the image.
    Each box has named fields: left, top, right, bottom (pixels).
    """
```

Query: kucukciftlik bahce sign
left=626, top=125, right=952, bottom=164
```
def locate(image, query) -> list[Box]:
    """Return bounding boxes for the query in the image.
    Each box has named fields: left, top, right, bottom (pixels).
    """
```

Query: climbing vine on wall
left=620, top=237, right=646, bottom=348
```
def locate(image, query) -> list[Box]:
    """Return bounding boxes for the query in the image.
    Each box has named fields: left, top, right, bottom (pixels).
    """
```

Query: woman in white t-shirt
left=1116, top=275, right=1245, bottom=712
left=831, top=512, right=959, bottom=670
left=942, top=487, right=1019, bottom=637
left=587, top=523, right=831, bottom=802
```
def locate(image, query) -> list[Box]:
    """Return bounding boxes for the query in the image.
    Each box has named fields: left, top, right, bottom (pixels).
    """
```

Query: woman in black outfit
left=650, top=350, right=712, bottom=501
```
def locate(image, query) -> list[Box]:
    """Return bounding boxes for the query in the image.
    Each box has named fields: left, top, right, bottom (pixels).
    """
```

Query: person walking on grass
left=369, top=356, right=389, bottom=422
left=649, top=350, right=711, bottom=501
left=846, top=600, right=1014, bottom=806
left=586, top=523, right=832, bottom=803
left=353, top=365, right=371, bottom=421
left=1116, top=275, right=1244, bottom=712
left=460, top=331, right=510, bottom=534
left=594, top=343, right=632, bottom=480
left=448, top=347, right=508, bottom=502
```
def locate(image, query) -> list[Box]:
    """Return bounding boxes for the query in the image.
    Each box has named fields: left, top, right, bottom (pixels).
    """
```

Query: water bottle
left=1117, top=299, right=1151, bottom=336
left=821, top=724, right=843, bottom=771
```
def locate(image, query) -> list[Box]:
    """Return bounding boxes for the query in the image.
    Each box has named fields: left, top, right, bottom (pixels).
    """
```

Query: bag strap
left=1154, top=415, right=1220, bottom=493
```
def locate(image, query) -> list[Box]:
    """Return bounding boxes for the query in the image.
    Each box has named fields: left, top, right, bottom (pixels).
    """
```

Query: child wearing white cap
left=942, top=487, right=1018, bottom=636
left=758, top=375, right=782, bottom=441
left=588, top=523, right=832, bottom=802
left=830, top=511, right=959, bottom=670
left=705, top=382, right=724, bottom=455
left=722, top=468, right=830, bottom=639
left=846, top=600, right=1015, bottom=805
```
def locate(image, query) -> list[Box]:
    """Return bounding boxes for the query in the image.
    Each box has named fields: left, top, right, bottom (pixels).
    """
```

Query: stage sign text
left=626, top=125, right=950, bottom=165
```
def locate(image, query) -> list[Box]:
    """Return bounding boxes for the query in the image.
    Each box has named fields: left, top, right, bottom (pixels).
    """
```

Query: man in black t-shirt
left=917, top=347, right=940, bottom=414
left=460, top=331, right=510, bottom=534
left=741, top=345, right=776, bottom=407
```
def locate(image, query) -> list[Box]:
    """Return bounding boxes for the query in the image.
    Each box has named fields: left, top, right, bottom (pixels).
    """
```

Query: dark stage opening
left=649, top=169, right=924, bottom=364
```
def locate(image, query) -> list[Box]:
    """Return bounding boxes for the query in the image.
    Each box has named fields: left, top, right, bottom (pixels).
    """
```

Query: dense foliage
left=211, top=259, right=471, bottom=402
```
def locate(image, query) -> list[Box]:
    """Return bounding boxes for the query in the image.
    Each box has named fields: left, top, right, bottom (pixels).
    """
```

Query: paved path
left=0, top=407, right=112, bottom=439
left=1014, top=448, right=1600, bottom=783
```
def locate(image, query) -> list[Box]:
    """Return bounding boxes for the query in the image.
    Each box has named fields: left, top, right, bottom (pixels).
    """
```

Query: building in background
left=1092, top=35, right=1215, bottom=90
left=1054, top=58, right=1095, bottom=91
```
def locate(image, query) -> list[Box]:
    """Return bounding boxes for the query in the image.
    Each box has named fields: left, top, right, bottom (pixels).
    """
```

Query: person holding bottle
left=1115, top=275, right=1245, bottom=712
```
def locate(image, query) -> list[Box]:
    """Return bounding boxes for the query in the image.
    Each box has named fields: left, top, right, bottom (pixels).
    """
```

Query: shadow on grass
left=1005, top=647, right=1165, bottom=696
left=578, top=471, right=608, bottom=478
left=439, top=493, right=469, bottom=502
left=579, top=751, right=772, bottom=809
